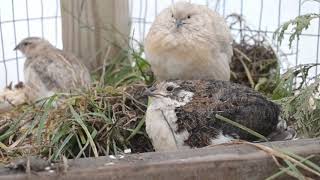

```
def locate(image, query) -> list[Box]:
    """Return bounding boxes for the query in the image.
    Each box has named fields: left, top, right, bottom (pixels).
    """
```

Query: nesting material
left=0, top=85, right=153, bottom=163
left=228, top=14, right=279, bottom=95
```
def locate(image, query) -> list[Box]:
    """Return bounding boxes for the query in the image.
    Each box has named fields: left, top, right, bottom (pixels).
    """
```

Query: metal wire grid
left=0, top=0, right=62, bottom=87
left=1, top=0, right=320, bottom=88
left=130, top=0, right=320, bottom=75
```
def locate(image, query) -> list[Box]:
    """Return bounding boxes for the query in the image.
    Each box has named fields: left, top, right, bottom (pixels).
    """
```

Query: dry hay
left=0, top=84, right=153, bottom=163
left=228, top=14, right=280, bottom=96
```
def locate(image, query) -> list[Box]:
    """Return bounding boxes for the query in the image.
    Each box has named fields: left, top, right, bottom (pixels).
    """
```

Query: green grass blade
left=112, top=139, right=118, bottom=155
left=0, top=108, right=31, bottom=142
left=51, top=122, right=72, bottom=145
left=280, top=149, right=320, bottom=173
left=9, top=116, right=39, bottom=149
left=266, top=155, right=314, bottom=180
left=76, top=129, right=97, bottom=159
left=74, top=133, right=85, bottom=157
left=283, top=159, right=305, bottom=179
left=69, top=105, right=99, bottom=157
left=36, top=95, right=56, bottom=144
left=215, top=114, right=269, bottom=142
left=53, top=133, right=74, bottom=160
left=84, top=112, right=113, bottom=124
left=78, top=130, right=87, bottom=144
left=126, top=118, right=145, bottom=141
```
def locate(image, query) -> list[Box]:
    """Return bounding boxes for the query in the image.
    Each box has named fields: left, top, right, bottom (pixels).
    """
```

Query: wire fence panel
left=1, top=0, right=320, bottom=88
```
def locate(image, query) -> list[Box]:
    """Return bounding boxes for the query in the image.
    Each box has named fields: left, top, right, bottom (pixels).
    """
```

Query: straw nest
left=0, top=85, right=153, bottom=163
left=228, top=14, right=279, bottom=96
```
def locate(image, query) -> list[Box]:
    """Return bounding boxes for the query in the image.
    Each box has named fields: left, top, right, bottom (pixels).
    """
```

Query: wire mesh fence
left=1, top=0, right=320, bottom=88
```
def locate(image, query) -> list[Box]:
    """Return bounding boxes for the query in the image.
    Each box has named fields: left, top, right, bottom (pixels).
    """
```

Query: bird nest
left=228, top=14, right=280, bottom=96
left=0, top=84, right=153, bottom=163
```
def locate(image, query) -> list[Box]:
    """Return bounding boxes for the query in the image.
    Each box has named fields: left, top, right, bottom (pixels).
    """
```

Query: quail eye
left=187, top=15, right=191, bottom=19
left=166, top=86, right=174, bottom=92
left=171, top=14, right=174, bottom=18
left=23, top=42, right=30, bottom=46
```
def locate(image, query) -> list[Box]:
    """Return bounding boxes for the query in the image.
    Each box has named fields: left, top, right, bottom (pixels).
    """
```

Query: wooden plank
left=60, top=0, right=130, bottom=72
left=0, top=139, right=320, bottom=180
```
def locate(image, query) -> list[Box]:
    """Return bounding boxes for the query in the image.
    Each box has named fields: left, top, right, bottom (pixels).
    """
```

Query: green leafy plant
left=272, top=0, right=320, bottom=138
left=274, top=13, right=320, bottom=48
left=274, top=0, right=320, bottom=48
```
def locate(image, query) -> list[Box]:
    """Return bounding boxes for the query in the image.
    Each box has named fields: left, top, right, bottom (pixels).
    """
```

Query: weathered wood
left=60, top=0, right=130, bottom=72
left=0, top=139, right=320, bottom=180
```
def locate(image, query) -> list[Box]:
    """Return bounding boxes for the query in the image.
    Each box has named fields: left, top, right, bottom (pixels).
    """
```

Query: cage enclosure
left=0, top=0, right=320, bottom=180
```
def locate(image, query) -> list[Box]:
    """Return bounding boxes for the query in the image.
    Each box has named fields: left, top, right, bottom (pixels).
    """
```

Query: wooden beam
left=60, top=0, right=130, bottom=72
left=0, top=139, right=320, bottom=180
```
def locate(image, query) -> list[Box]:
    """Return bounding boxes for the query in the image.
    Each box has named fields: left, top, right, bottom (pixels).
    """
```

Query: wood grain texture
left=0, top=139, right=319, bottom=180
left=60, top=0, right=130, bottom=72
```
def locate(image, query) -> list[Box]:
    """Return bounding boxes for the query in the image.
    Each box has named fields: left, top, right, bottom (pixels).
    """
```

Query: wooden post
left=60, top=0, right=130, bottom=72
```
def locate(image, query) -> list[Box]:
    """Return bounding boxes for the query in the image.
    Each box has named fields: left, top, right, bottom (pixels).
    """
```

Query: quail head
left=144, top=2, right=233, bottom=81
left=145, top=80, right=294, bottom=152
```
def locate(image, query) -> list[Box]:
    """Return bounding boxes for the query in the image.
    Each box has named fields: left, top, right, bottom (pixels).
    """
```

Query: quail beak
left=175, top=19, right=183, bottom=28
left=13, top=44, right=20, bottom=51
left=143, top=86, right=157, bottom=97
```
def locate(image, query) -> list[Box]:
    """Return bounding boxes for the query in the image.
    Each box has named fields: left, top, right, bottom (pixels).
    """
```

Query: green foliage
left=272, top=64, right=320, bottom=138
left=275, top=80, right=320, bottom=138
left=95, top=48, right=154, bottom=87
left=272, top=3, right=320, bottom=138
left=274, top=13, right=320, bottom=48
left=271, top=64, right=316, bottom=100
left=131, top=48, right=155, bottom=85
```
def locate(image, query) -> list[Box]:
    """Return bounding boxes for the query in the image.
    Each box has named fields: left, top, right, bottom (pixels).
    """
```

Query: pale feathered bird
left=145, top=80, right=296, bottom=152
left=144, top=2, right=233, bottom=81
left=0, top=37, right=91, bottom=112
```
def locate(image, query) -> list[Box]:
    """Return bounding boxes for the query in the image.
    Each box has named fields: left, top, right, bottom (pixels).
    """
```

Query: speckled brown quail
left=145, top=80, right=294, bottom=152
